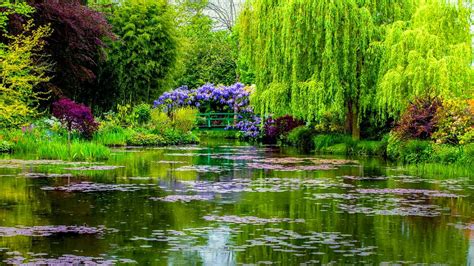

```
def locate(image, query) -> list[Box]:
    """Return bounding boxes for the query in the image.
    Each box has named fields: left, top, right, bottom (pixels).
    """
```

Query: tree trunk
left=346, top=101, right=360, bottom=141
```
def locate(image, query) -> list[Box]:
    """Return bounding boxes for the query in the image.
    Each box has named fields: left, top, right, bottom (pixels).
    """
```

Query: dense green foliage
left=0, top=3, right=51, bottom=128
left=173, top=0, right=237, bottom=88
left=377, top=1, right=473, bottom=119
left=95, top=104, right=199, bottom=147
left=237, top=0, right=472, bottom=139
left=102, top=0, right=178, bottom=105
left=237, top=0, right=418, bottom=138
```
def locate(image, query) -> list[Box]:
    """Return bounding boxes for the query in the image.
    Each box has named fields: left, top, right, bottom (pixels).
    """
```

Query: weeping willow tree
left=376, top=0, right=473, bottom=120
left=237, top=0, right=418, bottom=139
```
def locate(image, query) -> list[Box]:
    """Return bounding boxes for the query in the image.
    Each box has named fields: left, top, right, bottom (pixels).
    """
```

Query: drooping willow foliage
left=237, top=0, right=472, bottom=138
left=376, top=1, right=473, bottom=120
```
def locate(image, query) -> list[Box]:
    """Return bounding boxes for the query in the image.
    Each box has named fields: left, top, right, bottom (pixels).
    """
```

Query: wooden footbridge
left=196, top=113, right=239, bottom=129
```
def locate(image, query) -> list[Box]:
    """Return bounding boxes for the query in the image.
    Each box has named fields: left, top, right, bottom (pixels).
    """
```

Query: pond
left=0, top=138, right=472, bottom=265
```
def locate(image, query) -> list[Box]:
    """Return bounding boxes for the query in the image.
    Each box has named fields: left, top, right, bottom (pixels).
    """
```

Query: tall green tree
left=173, top=0, right=237, bottom=89
left=237, top=0, right=418, bottom=139
left=104, top=0, right=178, bottom=105
left=376, top=0, right=473, bottom=120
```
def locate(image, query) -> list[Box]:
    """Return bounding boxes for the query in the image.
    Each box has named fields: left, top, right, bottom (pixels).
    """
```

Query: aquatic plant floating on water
left=202, top=215, right=305, bottom=225
left=355, top=188, right=460, bottom=198
left=0, top=225, right=116, bottom=237
left=131, top=226, right=377, bottom=259
left=247, top=163, right=336, bottom=171
left=3, top=254, right=136, bottom=265
left=41, top=182, right=155, bottom=193
left=155, top=160, right=187, bottom=164
left=175, top=165, right=225, bottom=173
left=23, top=173, right=74, bottom=179
left=339, top=176, right=388, bottom=181
left=63, top=165, right=125, bottom=171
left=0, top=159, right=94, bottom=169
left=162, top=177, right=354, bottom=195
left=150, top=195, right=214, bottom=203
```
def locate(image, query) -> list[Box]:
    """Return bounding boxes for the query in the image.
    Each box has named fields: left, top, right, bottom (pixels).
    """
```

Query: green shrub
left=0, top=10, right=52, bottom=128
left=287, top=126, right=315, bottom=150
left=172, top=107, right=198, bottom=133
left=323, top=143, right=348, bottom=155
left=387, top=133, right=404, bottom=160
left=431, top=145, right=463, bottom=164
left=0, top=140, right=13, bottom=153
left=432, top=99, right=473, bottom=145
left=162, top=129, right=199, bottom=145
left=313, top=134, right=352, bottom=151
left=459, top=144, right=474, bottom=165
left=181, top=132, right=200, bottom=144
left=127, top=133, right=166, bottom=146
left=353, top=141, right=386, bottom=156
left=116, top=104, right=133, bottom=127
left=399, top=140, right=433, bottom=164
left=133, top=104, right=152, bottom=125
left=150, top=109, right=172, bottom=134
left=93, top=120, right=129, bottom=146
left=459, top=128, right=474, bottom=145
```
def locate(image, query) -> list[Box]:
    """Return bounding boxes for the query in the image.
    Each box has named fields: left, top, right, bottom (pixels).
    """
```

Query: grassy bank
left=286, top=127, right=473, bottom=165
left=1, top=129, right=110, bottom=161
left=1, top=120, right=199, bottom=161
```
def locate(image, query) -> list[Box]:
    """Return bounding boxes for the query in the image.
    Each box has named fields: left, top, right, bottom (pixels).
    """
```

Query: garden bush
left=397, top=140, right=433, bottom=164
left=127, top=132, right=166, bottom=146
left=313, top=134, right=353, bottom=151
left=394, top=97, right=441, bottom=140
left=0, top=140, right=13, bottom=153
left=287, top=126, right=315, bottom=150
left=133, top=104, right=152, bottom=125
left=263, top=115, right=304, bottom=143
left=162, top=129, right=199, bottom=145
left=430, top=145, right=463, bottom=164
left=150, top=109, right=172, bottom=134
left=94, top=122, right=130, bottom=146
left=52, top=98, right=99, bottom=139
left=172, top=107, right=198, bottom=134
left=459, top=144, right=474, bottom=165
left=432, top=99, right=474, bottom=145
left=353, top=141, right=386, bottom=156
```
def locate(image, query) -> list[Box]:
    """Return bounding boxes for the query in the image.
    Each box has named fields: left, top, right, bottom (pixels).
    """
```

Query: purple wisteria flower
left=153, top=83, right=251, bottom=113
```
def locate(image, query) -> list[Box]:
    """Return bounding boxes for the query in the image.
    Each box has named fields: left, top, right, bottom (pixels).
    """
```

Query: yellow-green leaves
left=0, top=21, right=51, bottom=128
left=237, top=0, right=415, bottom=125
left=377, top=1, right=473, bottom=120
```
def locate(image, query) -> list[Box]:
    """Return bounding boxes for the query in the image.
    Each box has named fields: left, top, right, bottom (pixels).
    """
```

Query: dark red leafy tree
left=394, top=96, right=441, bottom=140
left=264, top=115, right=305, bottom=143
left=52, top=98, right=99, bottom=139
left=27, top=0, right=114, bottom=104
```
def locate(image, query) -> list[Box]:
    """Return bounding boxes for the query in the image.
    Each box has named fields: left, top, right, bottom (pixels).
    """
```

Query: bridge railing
left=196, top=113, right=238, bottom=128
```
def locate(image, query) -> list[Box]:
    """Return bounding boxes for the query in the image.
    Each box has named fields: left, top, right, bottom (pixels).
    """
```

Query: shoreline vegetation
left=1, top=1, right=472, bottom=168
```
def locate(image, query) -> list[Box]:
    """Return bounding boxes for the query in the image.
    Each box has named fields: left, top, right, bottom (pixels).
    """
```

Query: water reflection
left=0, top=138, right=472, bottom=264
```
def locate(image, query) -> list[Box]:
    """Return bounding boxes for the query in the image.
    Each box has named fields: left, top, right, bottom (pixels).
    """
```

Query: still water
left=0, top=138, right=473, bottom=265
